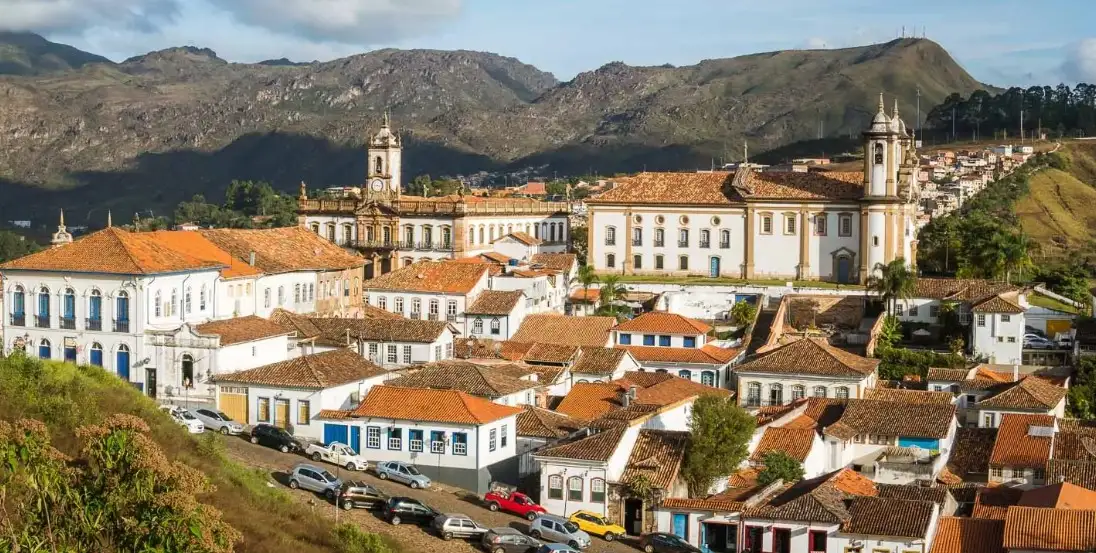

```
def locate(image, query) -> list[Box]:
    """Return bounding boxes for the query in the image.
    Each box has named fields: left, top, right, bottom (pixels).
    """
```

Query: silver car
left=529, top=515, right=591, bottom=550
left=374, top=461, right=431, bottom=489
left=432, top=513, right=488, bottom=541
left=189, top=408, right=244, bottom=435
left=288, top=463, right=343, bottom=500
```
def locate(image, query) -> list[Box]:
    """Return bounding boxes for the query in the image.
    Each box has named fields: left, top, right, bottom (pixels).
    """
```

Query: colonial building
left=297, top=115, right=571, bottom=277
left=585, top=96, right=920, bottom=283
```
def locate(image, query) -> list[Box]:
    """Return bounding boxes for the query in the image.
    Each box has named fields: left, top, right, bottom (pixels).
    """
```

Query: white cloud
left=0, top=0, right=179, bottom=33
left=1062, top=38, right=1096, bottom=83
left=206, top=0, right=462, bottom=45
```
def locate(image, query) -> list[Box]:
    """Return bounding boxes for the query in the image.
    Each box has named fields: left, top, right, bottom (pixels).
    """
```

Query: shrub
left=757, top=451, right=806, bottom=486
left=335, top=524, right=396, bottom=553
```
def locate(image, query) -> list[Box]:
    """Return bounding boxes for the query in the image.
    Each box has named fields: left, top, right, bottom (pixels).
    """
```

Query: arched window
left=245, top=283, right=251, bottom=296
left=36, top=286, right=50, bottom=327
left=678, top=369, right=692, bottom=381
left=747, top=382, right=761, bottom=406
left=154, top=290, right=162, bottom=317
left=403, top=257, right=414, bottom=267
left=182, top=354, right=195, bottom=388
left=263, top=288, right=271, bottom=308
left=478, top=226, right=485, bottom=244
left=813, top=386, right=828, bottom=398
left=294, top=284, right=301, bottom=303
left=199, top=285, right=207, bottom=310
left=507, top=224, right=514, bottom=234
left=422, top=225, right=433, bottom=247
left=12, top=285, right=25, bottom=324
left=590, top=478, right=607, bottom=503
left=38, top=338, right=51, bottom=359
left=469, top=229, right=475, bottom=246
left=116, top=291, right=130, bottom=329
left=534, top=224, right=540, bottom=239
left=701, top=371, right=715, bottom=387
left=375, top=156, right=384, bottom=175
left=836, top=386, right=850, bottom=399
left=548, top=475, right=563, bottom=500
left=310, top=222, right=320, bottom=234
left=441, top=226, right=452, bottom=248
left=277, top=286, right=285, bottom=306
left=169, top=289, right=177, bottom=316
left=770, top=383, right=784, bottom=406
left=184, top=287, right=192, bottom=314
left=700, top=229, right=711, bottom=248
left=382, top=226, right=391, bottom=244
left=394, top=296, right=404, bottom=314
left=720, top=229, right=731, bottom=248
left=791, top=385, right=806, bottom=401
left=525, top=223, right=532, bottom=235
left=568, top=476, right=584, bottom=501
left=606, top=253, right=616, bottom=268
left=62, top=288, right=76, bottom=327
left=90, top=343, right=103, bottom=366
left=88, top=289, right=102, bottom=328
left=489, top=225, right=496, bottom=241
left=490, top=318, right=501, bottom=335
left=874, top=143, right=884, bottom=164
left=473, top=319, right=484, bottom=334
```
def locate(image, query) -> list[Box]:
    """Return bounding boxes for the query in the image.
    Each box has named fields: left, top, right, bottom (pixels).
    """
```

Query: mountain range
left=0, top=32, right=990, bottom=223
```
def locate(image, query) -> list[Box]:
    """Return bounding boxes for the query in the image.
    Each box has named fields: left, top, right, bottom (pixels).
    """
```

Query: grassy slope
left=1016, top=143, right=1096, bottom=259
left=0, top=355, right=356, bottom=553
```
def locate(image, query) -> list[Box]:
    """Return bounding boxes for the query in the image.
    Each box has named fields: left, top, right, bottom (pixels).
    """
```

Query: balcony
left=60, top=317, right=76, bottom=330
left=744, top=398, right=794, bottom=408
left=699, top=241, right=711, bottom=249
left=428, top=313, right=440, bottom=321
left=10, top=313, right=25, bottom=326
left=720, top=241, right=731, bottom=249
left=113, top=319, right=131, bottom=333
left=35, top=315, right=50, bottom=328
left=678, top=241, right=689, bottom=248
left=86, top=318, right=103, bottom=331
left=654, top=240, right=665, bottom=247
left=409, top=312, right=421, bottom=320
left=632, top=239, right=642, bottom=247
left=350, top=240, right=399, bottom=251
left=605, top=239, right=616, bottom=246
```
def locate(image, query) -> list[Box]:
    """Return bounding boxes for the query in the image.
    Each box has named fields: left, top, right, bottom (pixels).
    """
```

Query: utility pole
left=1020, top=109, right=1025, bottom=144
left=916, top=87, right=921, bottom=145
left=952, top=106, right=957, bottom=143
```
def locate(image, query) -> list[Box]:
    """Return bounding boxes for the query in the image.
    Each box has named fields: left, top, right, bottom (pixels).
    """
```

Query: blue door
left=837, top=256, right=851, bottom=284
left=673, top=513, right=688, bottom=540
left=709, top=257, right=720, bottom=278
left=350, top=426, right=361, bottom=454
left=324, top=424, right=349, bottom=447
left=116, top=350, right=130, bottom=381
left=64, top=346, right=77, bottom=363
left=90, top=348, right=103, bottom=366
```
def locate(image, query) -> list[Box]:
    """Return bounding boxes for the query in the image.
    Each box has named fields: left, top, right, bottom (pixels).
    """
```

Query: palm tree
left=867, top=258, right=916, bottom=315
left=572, top=263, right=599, bottom=304
left=1000, top=232, right=1032, bottom=284
left=598, top=274, right=628, bottom=313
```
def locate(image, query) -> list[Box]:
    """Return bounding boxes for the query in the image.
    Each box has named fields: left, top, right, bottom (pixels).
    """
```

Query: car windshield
left=562, top=522, right=580, bottom=533
left=320, top=470, right=337, bottom=481
left=179, top=411, right=196, bottom=420
left=405, top=465, right=421, bottom=476
left=214, top=411, right=231, bottom=421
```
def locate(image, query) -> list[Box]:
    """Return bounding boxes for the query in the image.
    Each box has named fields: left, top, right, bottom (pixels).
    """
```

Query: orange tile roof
left=350, top=385, right=522, bottom=425
left=1003, top=506, right=1096, bottom=551
left=750, top=427, right=817, bottom=463
left=194, top=315, right=292, bottom=346
left=199, top=227, right=364, bottom=273
left=972, top=504, right=1010, bottom=520
left=572, top=347, right=628, bottom=376
left=619, top=344, right=740, bottom=365
left=620, top=430, right=689, bottom=490
left=588, top=170, right=866, bottom=205
left=735, top=338, right=879, bottom=378
left=215, top=349, right=385, bottom=388
left=614, top=312, right=712, bottom=335
left=1017, top=482, right=1096, bottom=509
left=465, top=290, right=524, bottom=315
left=554, top=382, right=622, bottom=420
left=863, top=388, right=955, bottom=405
left=531, top=253, right=576, bottom=273
left=510, top=314, right=616, bottom=347
left=569, top=289, right=602, bottom=303
left=146, top=231, right=262, bottom=278
left=979, top=376, right=1068, bottom=411
left=615, top=371, right=732, bottom=406
left=535, top=427, right=627, bottom=461
left=740, top=170, right=864, bottom=201
left=971, top=293, right=1025, bottom=314
left=516, top=405, right=581, bottom=439
left=989, top=414, right=1056, bottom=468
left=912, top=278, right=1019, bottom=302
left=0, top=227, right=224, bottom=275
left=495, top=231, right=542, bottom=246
left=363, top=260, right=487, bottom=294
left=929, top=517, right=1005, bottom=553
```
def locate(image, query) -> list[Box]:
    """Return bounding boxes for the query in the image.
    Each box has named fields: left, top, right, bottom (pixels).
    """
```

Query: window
left=452, top=432, right=467, bottom=455
left=298, top=400, right=311, bottom=425
left=678, top=228, right=689, bottom=247
left=1008, top=336, right=1016, bottom=343
left=679, top=256, right=688, bottom=271
left=836, top=387, right=850, bottom=399
left=568, top=477, right=583, bottom=501
left=809, top=531, right=827, bottom=553
left=1002, top=314, right=1011, bottom=322
left=785, top=214, right=797, bottom=235
left=701, top=371, right=715, bottom=386
left=839, top=214, right=853, bottom=236
left=489, top=428, right=497, bottom=452
left=619, top=334, right=632, bottom=345
left=402, top=345, right=412, bottom=364
left=308, top=284, right=314, bottom=301
left=930, top=305, right=940, bottom=318
left=378, top=296, right=388, bottom=310
left=896, top=303, right=905, bottom=316
left=983, top=413, right=996, bottom=427
left=169, top=289, right=178, bottom=316
left=761, top=215, right=773, bottom=234
left=257, top=398, right=271, bottom=422
left=699, top=229, right=710, bottom=248
left=410, top=429, right=424, bottom=452
left=501, top=424, right=508, bottom=448
left=154, top=291, right=162, bottom=317
left=605, top=226, right=616, bottom=246
left=642, top=334, right=655, bottom=346
left=430, top=431, right=445, bottom=453
left=411, top=298, right=421, bottom=317
left=434, top=344, right=442, bottom=360
left=909, top=305, right=919, bottom=316
left=632, top=227, right=642, bottom=246
left=658, top=335, right=671, bottom=347
left=90, top=343, right=103, bottom=366
left=388, top=428, right=402, bottom=450
left=199, top=285, right=207, bottom=310
left=366, top=426, right=381, bottom=449
left=429, top=299, right=440, bottom=321
left=185, top=287, right=192, bottom=313
left=873, top=236, right=880, bottom=247
left=633, top=254, right=642, bottom=270
left=792, top=385, right=806, bottom=401
left=606, top=254, right=616, bottom=268
left=977, top=314, right=986, bottom=327
left=747, top=383, right=761, bottom=406
left=548, top=475, right=563, bottom=499
left=590, top=478, right=606, bottom=502
left=263, top=288, right=271, bottom=308
left=294, top=284, right=301, bottom=304
left=683, top=336, right=697, bottom=348
left=655, top=255, right=664, bottom=270
left=473, top=318, right=484, bottom=334
left=814, top=386, right=827, bottom=398
left=394, top=296, right=404, bottom=314
left=654, top=228, right=665, bottom=247
left=38, top=338, right=51, bottom=359
left=386, top=345, right=398, bottom=364
left=815, top=214, right=828, bottom=236
left=720, top=229, right=731, bottom=248
left=678, top=369, right=692, bottom=380
left=447, top=300, right=458, bottom=322
left=490, top=318, right=501, bottom=335
left=367, top=343, right=378, bottom=360
left=990, top=467, right=1003, bottom=479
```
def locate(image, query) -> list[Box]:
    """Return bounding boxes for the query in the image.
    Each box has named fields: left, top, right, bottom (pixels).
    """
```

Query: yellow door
left=275, top=399, right=290, bottom=428
left=1046, top=319, right=1072, bottom=338
left=217, top=386, right=248, bottom=424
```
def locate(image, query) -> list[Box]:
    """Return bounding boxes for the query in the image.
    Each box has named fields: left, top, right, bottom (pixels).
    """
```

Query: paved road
left=222, top=437, right=642, bottom=553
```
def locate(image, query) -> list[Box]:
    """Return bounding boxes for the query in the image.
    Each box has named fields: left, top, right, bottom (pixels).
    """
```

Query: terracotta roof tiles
left=516, top=405, right=581, bottom=439
left=194, top=315, right=291, bottom=346
left=572, top=347, right=628, bottom=376
left=1048, top=460, right=1096, bottom=491
left=146, top=230, right=262, bottom=278
left=735, top=338, right=879, bottom=378
left=876, top=483, right=949, bottom=504
left=495, top=231, right=542, bottom=246
left=1017, top=482, right=1096, bottom=509
left=588, top=170, right=866, bottom=205
left=350, top=385, right=522, bottom=425
left=523, top=343, right=581, bottom=364
left=947, top=427, right=998, bottom=478
left=465, top=290, right=524, bottom=315
left=199, top=227, right=364, bottom=273
left=989, top=414, right=1056, bottom=468
left=535, top=427, right=627, bottom=462
left=972, top=504, right=1010, bottom=520
left=1, top=227, right=224, bottom=275
left=554, top=382, right=622, bottom=420
left=530, top=253, right=576, bottom=273
left=863, top=387, right=955, bottom=405
left=1003, top=506, right=1096, bottom=551
left=971, top=293, right=1025, bottom=314
left=911, top=278, right=1019, bottom=302
left=929, top=518, right=1005, bottom=553
left=742, top=468, right=877, bottom=523
left=619, top=344, right=741, bottom=365
left=620, top=430, right=689, bottom=490
left=387, top=361, right=540, bottom=399
left=825, top=399, right=956, bottom=440
left=841, top=496, right=936, bottom=539
left=362, top=261, right=487, bottom=294
left=927, top=367, right=973, bottom=382
left=510, top=314, right=616, bottom=347
left=614, top=312, right=712, bottom=335
left=214, top=349, right=385, bottom=388
left=309, top=317, right=450, bottom=344
left=978, top=377, right=1067, bottom=411
left=750, top=427, right=816, bottom=463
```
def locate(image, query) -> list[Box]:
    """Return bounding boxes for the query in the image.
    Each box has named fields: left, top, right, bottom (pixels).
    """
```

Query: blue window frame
left=12, top=287, right=25, bottom=317
left=366, top=426, right=381, bottom=449
left=63, top=290, right=75, bottom=319
left=38, top=290, right=50, bottom=319
left=89, top=293, right=102, bottom=321
left=658, top=335, right=671, bottom=347
left=430, top=431, right=445, bottom=453
left=116, top=295, right=129, bottom=322
left=388, top=427, right=402, bottom=450
left=643, top=335, right=656, bottom=346
left=684, top=336, right=697, bottom=348
left=89, top=344, right=103, bottom=366
left=619, top=333, right=631, bottom=345
left=64, top=346, right=76, bottom=363
left=410, top=429, right=424, bottom=452
left=452, top=432, right=468, bottom=455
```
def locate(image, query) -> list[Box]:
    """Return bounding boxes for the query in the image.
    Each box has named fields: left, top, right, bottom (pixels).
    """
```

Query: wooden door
left=274, top=399, right=290, bottom=428
left=218, top=387, right=248, bottom=424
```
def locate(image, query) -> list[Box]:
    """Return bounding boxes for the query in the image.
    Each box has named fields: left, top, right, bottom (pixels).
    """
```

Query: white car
left=190, top=408, right=244, bottom=435
left=159, top=405, right=204, bottom=434
left=305, top=441, right=369, bottom=471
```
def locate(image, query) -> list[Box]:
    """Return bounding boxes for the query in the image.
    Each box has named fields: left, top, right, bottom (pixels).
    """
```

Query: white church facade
left=585, top=96, right=921, bottom=283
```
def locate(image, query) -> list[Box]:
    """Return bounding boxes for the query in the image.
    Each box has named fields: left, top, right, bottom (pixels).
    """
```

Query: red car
left=483, top=489, right=546, bottom=521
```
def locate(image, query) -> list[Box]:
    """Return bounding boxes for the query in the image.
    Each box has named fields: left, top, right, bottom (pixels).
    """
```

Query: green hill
left=1017, top=143, right=1096, bottom=260
left=0, top=31, right=112, bottom=75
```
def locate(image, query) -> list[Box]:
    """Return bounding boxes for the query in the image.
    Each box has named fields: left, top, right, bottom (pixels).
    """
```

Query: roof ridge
left=302, top=355, right=327, bottom=387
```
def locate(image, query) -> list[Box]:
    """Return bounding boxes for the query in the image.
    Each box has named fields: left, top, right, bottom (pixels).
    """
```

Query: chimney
left=1013, top=363, right=1019, bottom=382
left=248, top=251, right=256, bottom=266
left=621, top=389, right=630, bottom=408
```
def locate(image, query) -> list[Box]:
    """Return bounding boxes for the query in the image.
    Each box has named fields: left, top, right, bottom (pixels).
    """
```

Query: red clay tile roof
left=743, top=468, right=878, bottom=523
left=523, top=343, right=581, bottom=364
left=863, top=388, right=955, bottom=405
left=0, top=227, right=224, bottom=275
left=614, top=371, right=731, bottom=406
left=1017, top=482, right=1096, bottom=509
left=929, top=517, right=1006, bottom=553
left=614, top=312, right=712, bottom=335
left=386, top=361, right=540, bottom=399
left=735, top=338, right=879, bottom=377
left=971, top=293, right=1025, bottom=314
left=841, top=496, right=936, bottom=538
left=875, top=483, right=950, bottom=504
left=620, top=430, right=689, bottom=489
left=214, top=349, right=385, bottom=388
left=516, top=405, right=581, bottom=438
left=195, top=315, right=291, bottom=346
left=199, top=227, right=364, bottom=273
left=572, top=347, right=628, bottom=376
left=978, top=377, right=1067, bottom=411
left=750, top=427, right=816, bottom=463
left=350, top=385, right=522, bottom=425
left=911, top=278, right=1019, bottom=302
left=947, top=427, right=998, bottom=478
left=530, top=253, right=576, bottom=273
left=989, top=414, right=1056, bottom=468
left=309, top=317, right=450, bottom=344
left=465, top=290, right=524, bottom=315
left=1048, top=460, right=1096, bottom=491
left=1003, top=506, right=1096, bottom=551
left=740, top=170, right=865, bottom=201
left=976, top=485, right=1024, bottom=508
left=972, top=504, right=1010, bottom=520
left=535, top=427, right=627, bottom=462
left=510, top=314, right=616, bottom=347
left=569, top=289, right=602, bottom=303
left=927, top=367, right=973, bottom=382
left=619, top=344, right=740, bottom=365
left=362, top=260, right=487, bottom=294
left=146, top=230, right=262, bottom=278
left=1055, top=420, right=1096, bottom=462
left=825, top=399, right=956, bottom=440
left=315, top=409, right=354, bottom=420
left=589, top=170, right=865, bottom=205
left=554, top=382, right=622, bottom=420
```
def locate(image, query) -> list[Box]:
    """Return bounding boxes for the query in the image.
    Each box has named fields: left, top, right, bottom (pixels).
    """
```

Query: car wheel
left=378, top=472, right=388, bottom=480
left=342, top=500, right=353, bottom=511
left=410, top=481, right=419, bottom=489
left=569, top=540, right=579, bottom=549
left=487, top=502, right=500, bottom=512
left=345, top=462, right=355, bottom=471
left=390, top=515, right=401, bottom=526
left=279, top=445, right=289, bottom=453
left=312, top=452, right=323, bottom=462
left=644, top=545, right=655, bottom=553
left=220, top=427, right=229, bottom=435
left=530, top=530, right=541, bottom=539
left=288, top=480, right=299, bottom=490
left=325, top=489, right=336, bottom=501
left=443, top=532, right=453, bottom=541
left=249, top=436, right=259, bottom=444
left=604, top=532, right=615, bottom=542
left=525, top=511, right=537, bottom=521
left=493, top=548, right=506, bottom=553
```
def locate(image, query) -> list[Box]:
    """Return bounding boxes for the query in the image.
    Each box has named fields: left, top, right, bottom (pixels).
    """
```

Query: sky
left=2, top=0, right=1095, bottom=86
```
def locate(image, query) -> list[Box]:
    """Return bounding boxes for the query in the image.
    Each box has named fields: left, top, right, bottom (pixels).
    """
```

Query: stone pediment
left=354, top=200, right=399, bottom=217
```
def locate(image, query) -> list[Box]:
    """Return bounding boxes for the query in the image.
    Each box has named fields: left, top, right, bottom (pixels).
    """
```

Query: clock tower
left=366, top=111, right=402, bottom=202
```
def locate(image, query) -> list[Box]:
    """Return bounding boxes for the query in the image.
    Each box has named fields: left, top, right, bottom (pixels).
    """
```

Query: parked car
left=569, top=510, right=625, bottom=542
left=159, top=405, right=204, bottom=434
left=337, top=480, right=387, bottom=511
left=287, top=463, right=342, bottom=500
left=537, top=545, right=581, bottom=553
left=189, top=408, right=243, bottom=435
left=1056, top=334, right=1074, bottom=349
left=484, top=487, right=546, bottom=521
left=432, top=513, right=489, bottom=541
left=305, top=441, right=369, bottom=471
left=529, top=514, right=591, bottom=550
left=249, top=423, right=304, bottom=453
left=638, top=532, right=702, bottom=553
left=374, top=461, right=431, bottom=489
left=382, top=497, right=438, bottom=526
left=1024, top=334, right=1056, bottom=349
left=480, top=527, right=542, bottom=553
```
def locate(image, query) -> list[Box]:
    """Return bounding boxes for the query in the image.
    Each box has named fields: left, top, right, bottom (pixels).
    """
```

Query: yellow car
left=569, top=510, right=626, bottom=542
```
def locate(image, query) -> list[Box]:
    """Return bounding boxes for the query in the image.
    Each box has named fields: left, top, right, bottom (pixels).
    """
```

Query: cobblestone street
left=223, top=437, right=642, bottom=553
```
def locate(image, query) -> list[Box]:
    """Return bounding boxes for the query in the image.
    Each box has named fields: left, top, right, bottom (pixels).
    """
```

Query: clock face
left=371, top=179, right=385, bottom=192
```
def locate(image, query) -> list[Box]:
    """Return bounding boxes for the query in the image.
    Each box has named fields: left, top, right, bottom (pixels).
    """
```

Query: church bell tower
left=365, top=112, right=402, bottom=202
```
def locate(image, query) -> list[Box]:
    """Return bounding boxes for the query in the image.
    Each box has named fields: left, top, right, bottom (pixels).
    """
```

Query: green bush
left=335, top=524, right=396, bottom=553
left=875, top=346, right=964, bottom=381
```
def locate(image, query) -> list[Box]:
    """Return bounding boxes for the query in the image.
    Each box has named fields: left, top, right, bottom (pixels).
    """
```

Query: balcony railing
left=409, top=312, right=421, bottom=320
left=113, top=319, right=130, bottom=333
left=60, top=316, right=76, bottom=330
left=428, top=313, right=440, bottom=321
left=654, top=240, right=665, bottom=247
left=678, top=240, right=689, bottom=248
left=744, top=398, right=795, bottom=408
left=35, top=315, right=50, bottom=328
left=86, top=318, right=103, bottom=331
left=699, top=241, right=711, bottom=249
left=720, top=241, right=731, bottom=249
left=10, top=313, right=25, bottom=326
left=632, top=239, right=642, bottom=247
left=351, top=240, right=399, bottom=251
left=605, top=239, right=616, bottom=246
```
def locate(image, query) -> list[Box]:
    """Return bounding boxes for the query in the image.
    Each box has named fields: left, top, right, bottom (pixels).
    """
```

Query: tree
left=597, top=274, right=628, bottom=316
left=0, top=230, right=41, bottom=263
left=682, top=395, right=755, bottom=497
left=1000, top=232, right=1033, bottom=284
left=572, top=263, right=599, bottom=302
left=730, top=300, right=758, bottom=328
left=867, top=258, right=916, bottom=314
left=570, top=224, right=589, bottom=262
left=877, top=315, right=903, bottom=349
left=756, top=451, right=806, bottom=486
